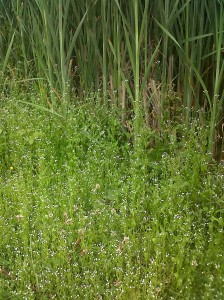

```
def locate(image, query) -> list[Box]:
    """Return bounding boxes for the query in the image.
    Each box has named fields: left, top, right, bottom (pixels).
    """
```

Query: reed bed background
left=1, top=0, right=223, bottom=157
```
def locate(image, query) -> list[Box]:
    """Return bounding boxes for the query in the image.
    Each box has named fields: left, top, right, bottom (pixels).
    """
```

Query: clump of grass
left=0, top=91, right=224, bottom=299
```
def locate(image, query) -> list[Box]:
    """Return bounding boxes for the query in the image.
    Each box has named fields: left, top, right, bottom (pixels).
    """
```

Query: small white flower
left=93, top=183, right=101, bottom=192
left=15, top=214, right=24, bottom=221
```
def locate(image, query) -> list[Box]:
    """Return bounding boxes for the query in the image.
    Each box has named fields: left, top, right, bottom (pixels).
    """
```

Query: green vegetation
left=0, top=0, right=224, bottom=299
left=1, top=96, right=224, bottom=299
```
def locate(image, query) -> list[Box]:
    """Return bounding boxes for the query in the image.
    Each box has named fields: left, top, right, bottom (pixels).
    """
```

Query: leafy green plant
left=1, top=93, right=224, bottom=299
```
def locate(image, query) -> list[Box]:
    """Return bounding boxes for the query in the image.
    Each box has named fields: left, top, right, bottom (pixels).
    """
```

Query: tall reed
left=0, top=0, right=223, bottom=157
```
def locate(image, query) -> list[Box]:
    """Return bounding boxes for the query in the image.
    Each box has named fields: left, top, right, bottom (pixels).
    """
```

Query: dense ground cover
left=0, top=91, right=224, bottom=299
left=0, top=0, right=224, bottom=299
